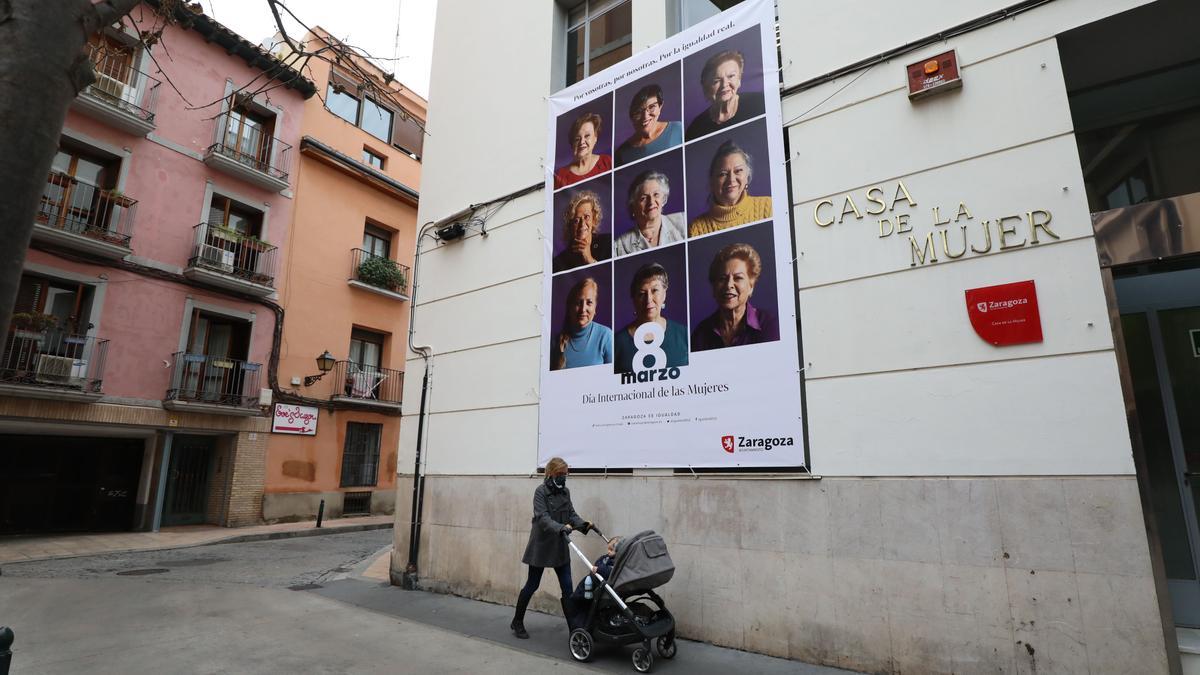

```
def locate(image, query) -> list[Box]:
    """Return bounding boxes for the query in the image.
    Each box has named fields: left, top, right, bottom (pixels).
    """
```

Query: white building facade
left=393, top=1, right=1200, bottom=672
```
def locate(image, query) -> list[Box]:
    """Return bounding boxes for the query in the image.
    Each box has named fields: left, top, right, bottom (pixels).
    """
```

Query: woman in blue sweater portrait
left=614, top=263, right=689, bottom=373
left=551, top=277, right=613, bottom=370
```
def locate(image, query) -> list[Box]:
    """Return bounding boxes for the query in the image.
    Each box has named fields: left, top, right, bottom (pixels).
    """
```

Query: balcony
left=182, top=223, right=278, bottom=296
left=71, top=45, right=161, bottom=136
left=164, top=352, right=262, bottom=416
left=348, top=249, right=411, bottom=301
left=32, top=171, right=136, bottom=260
left=330, top=360, right=402, bottom=411
left=203, top=112, right=292, bottom=192
left=0, top=327, right=108, bottom=403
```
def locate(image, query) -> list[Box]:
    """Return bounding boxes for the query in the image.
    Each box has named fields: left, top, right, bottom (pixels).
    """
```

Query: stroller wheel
left=569, top=628, right=594, bottom=662
left=656, top=635, right=676, bottom=659
left=632, top=645, right=654, bottom=673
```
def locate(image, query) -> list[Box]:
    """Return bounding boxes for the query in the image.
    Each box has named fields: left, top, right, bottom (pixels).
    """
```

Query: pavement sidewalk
left=335, top=546, right=851, bottom=674
left=0, top=515, right=393, bottom=564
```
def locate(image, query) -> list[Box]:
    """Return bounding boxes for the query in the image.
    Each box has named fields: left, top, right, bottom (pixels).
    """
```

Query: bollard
left=1, top=625, right=13, bottom=675
left=316, top=499, right=325, bottom=528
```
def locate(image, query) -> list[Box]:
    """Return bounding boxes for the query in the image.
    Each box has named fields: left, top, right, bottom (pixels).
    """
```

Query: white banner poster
left=539, top=0, right=805, bottom=469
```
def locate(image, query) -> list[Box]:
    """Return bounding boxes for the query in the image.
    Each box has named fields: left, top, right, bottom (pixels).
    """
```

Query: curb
left=0, top=521, right=394, bottom=566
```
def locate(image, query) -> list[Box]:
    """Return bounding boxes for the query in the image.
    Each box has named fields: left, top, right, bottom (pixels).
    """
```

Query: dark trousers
left=518, top=563, right=573, bottom=603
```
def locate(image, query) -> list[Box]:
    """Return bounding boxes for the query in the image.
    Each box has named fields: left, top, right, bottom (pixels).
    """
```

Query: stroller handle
left=560, top=524, right=605, bottom=539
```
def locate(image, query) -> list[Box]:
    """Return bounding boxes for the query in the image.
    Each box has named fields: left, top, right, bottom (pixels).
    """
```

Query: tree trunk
left=0, top=0, right=141, bottom=338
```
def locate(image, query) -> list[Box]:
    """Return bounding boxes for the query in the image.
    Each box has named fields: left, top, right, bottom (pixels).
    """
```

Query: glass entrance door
left=1118, top=268, right=1200, bottom=626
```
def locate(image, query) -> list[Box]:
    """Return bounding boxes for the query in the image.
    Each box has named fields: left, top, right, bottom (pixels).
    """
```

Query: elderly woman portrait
left=615, top=263, right=689, bottom=373
left=692, top=242, right=779, bottom=351
left=688, top=140, right=772, bottom=237
left=614, top=170, right=686, bottom=257
left=553, top=189, right=611, bottom=272
left=686, top=50, right=765, bottom=139
left=554, top=112, right=612, bottom=189
left=551, top=277, right=613, bottom=370
left=614, top=84, right=683, bottom=166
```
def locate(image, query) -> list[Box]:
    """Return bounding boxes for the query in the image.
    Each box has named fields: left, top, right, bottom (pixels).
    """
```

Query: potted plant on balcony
left=10, top=313, right=58, bottom=340
left=356, top=255, right=406, bottom=292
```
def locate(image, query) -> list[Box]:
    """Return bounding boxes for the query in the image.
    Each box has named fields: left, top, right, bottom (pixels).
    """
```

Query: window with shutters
left=14, top=274, right=95, bottom=335
left=340, top=422, right=382, bottom=487
left=207, top=194, right=263, bottom=237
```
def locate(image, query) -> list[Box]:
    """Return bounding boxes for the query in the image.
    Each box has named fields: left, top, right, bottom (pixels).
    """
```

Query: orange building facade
left=263, top=30, right=425, bottom=521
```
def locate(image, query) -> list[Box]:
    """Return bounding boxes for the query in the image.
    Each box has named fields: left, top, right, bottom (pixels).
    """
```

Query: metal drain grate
left=343, top=491, right=372, bottom=515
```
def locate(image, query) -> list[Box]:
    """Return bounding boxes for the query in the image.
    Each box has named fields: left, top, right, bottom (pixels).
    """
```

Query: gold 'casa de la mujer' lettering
left=814, top=180, right=917, bottom=227
left=909, top=210, right=1060, bottom=267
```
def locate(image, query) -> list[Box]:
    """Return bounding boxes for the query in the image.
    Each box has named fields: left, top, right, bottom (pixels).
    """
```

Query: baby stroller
left=564, top=528, right=677, bottom=672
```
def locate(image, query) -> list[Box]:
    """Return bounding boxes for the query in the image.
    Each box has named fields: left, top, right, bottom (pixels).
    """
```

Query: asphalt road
left=0, top=530, right=587, bottom=675
left=1, top=528, right=393, bottom=588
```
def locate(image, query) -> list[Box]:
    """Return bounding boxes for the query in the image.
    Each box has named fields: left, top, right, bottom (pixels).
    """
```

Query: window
left=88, top=32, right=136, bottom=89
left=14, top=275, right=95, bottom=335
left=223, top=103, right=275, bottom=168
left=348, top=328, right=385, bottom=371
left=341, top=422, right=381, bottom=487
left=207, top=194, right=263, bottom=236
left=326, top=71, right=395, bottom=144
left=39, top=142, right=122, bottom=236
left=187, top=310, right=250, bottom=360
left=566, top=0, right=632, bottom=87
left=363, top=224, right=391, bottom=259
left=363, top=148, right=385, bottom=170
left=671, top=0, right=743, bottom=34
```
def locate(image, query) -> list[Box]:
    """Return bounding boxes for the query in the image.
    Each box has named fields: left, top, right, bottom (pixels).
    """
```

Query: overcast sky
left=203, top=0, right=437, bottom=98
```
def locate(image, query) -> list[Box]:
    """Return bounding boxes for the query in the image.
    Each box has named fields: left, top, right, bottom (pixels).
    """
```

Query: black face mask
left=547, top=474, right=567, bottom=490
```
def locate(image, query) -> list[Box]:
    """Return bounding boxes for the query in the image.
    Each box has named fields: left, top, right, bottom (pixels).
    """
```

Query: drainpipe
left=402, top=213, right=464, bottom=589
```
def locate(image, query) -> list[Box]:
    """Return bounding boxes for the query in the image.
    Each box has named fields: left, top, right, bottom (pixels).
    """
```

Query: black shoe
left=511, top=618, right=529, bottom=639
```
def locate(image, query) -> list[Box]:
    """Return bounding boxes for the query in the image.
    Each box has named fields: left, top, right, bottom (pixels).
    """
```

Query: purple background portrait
left=553, top=95, right=615, bottom=172
left=549, top=264, right=614, bottom=367
left=613, top=64, right=683, bottom=155
left=612, top=244, right=688, bottom=334
left=682, top=25, right=765, bottom=132
left=686, top=220, right=780, bottom=337
left=552, top=174, right=613, bottom=259
left=611, top=148, right=686, bottom=241
left=683, top=117, right=772, bottom=227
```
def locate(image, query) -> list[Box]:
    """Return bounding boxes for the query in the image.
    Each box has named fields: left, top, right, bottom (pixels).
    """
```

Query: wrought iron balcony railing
left=83, top=44, right=161, bottom=123
left=331, top=360, right=403, bottom=405
left=1, top=328, right=108, bottom=393
left=350, top=248, right=411, bottom=296
left=165, top=352, right=262, bottom=408
left=188, top=223, right=278, bottom=286
left=36, top=171, right=136, bottom=247
left=207, top=111, right=292, bottom=182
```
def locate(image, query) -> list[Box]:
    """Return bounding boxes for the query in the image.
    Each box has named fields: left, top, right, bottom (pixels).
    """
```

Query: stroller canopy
left=610, top=530, right=674, bottom=595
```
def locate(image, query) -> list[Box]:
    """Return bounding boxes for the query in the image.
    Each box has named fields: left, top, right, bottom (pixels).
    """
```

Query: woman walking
left=511, top=457, right=592, bottom=639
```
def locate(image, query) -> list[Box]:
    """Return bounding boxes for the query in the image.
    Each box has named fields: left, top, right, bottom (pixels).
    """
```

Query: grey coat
left=521, top=481, right=586, bottom=568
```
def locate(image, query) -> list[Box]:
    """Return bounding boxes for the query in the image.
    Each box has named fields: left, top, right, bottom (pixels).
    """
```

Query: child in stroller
left=565, top=535, right=620, bottom=628
left=564, top=528, right=677, bottom=673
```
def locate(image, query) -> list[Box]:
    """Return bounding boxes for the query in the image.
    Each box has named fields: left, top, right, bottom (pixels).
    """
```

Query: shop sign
left=272, top=403, right=318, bottom=435
left=965, top=280, right=1043, bottom=346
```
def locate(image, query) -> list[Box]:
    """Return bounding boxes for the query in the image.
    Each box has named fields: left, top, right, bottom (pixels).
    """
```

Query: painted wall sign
left=539, top=0, right=804, bottom=469
left=907, top=49, right=962, bottom=100
left=272, top=403, right=318, bottom=435
left=965, top=280, right=1043, bottom=346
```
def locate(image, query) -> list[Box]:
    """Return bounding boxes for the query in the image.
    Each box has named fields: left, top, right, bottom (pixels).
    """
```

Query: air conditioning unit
left=35, top=355, right=76, bottom=384
left=198, top=244, right=236, bottom=273
left=91, top=72, right=128, bottom=102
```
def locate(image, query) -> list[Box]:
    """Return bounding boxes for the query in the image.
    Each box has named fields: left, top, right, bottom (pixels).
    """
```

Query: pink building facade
left=0, top=4, right=314, bottom=534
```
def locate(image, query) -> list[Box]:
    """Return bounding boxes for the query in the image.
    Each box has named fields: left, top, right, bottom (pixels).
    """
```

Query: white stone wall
left=398, top=1, right=1173, bottom=672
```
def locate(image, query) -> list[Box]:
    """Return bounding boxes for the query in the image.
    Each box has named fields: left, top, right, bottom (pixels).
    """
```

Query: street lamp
left=303, top=350, right=336, bottom=386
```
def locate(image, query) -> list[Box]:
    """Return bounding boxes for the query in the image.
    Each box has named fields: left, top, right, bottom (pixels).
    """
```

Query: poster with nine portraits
left=540, top=0, right=805, bottom=469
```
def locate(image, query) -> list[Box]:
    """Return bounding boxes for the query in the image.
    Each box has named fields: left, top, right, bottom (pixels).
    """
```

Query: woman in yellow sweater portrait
left=688, top=140, right=772, bottom=237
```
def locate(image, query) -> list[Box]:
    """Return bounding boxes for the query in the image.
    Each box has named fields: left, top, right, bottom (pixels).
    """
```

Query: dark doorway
left=0, top=435, right=144, bottom=535
left=162, top=435, right=216, bottom=527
